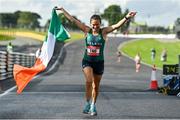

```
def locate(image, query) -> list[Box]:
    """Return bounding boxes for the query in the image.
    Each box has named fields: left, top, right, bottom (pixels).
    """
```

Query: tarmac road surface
left=0, top=37, right=180, bottom=119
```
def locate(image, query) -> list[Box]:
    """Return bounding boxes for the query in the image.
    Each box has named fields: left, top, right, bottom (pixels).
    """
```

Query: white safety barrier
left=0, top=51, right=35, bottom=80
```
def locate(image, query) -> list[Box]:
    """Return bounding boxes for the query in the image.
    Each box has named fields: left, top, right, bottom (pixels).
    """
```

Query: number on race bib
left=87, top=46, right=100, bottom=56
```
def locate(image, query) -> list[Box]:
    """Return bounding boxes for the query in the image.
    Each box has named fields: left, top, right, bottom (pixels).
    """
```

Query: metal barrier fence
left=0, top=51, right=35, bottom=81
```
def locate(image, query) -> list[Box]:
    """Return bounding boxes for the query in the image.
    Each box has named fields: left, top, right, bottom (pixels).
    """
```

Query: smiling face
left=90, top=19, right=101, bottom=33
left=90, top=15, right=101, bottom=33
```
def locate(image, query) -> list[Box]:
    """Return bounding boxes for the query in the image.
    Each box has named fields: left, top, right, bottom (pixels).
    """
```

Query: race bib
left=87, top=46, right=100, bottom=56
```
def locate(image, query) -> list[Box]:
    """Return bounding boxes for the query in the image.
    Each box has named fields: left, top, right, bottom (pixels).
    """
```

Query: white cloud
left=126, top=0, right=180, bottom=27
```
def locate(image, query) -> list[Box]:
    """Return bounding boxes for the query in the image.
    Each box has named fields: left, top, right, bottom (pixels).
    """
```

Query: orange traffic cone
left=150, top=65, right=158, bottom=90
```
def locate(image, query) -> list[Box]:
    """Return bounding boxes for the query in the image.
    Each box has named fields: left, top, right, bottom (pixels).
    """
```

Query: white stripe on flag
left=39, top=32, right=56, bottom=67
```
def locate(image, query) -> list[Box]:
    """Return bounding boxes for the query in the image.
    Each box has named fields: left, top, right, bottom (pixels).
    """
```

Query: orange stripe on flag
left=13, top=58, right=46, bottom=94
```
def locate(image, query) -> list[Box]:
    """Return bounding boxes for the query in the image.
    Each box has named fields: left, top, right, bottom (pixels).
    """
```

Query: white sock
left=91, top=102, right=95, bottom=106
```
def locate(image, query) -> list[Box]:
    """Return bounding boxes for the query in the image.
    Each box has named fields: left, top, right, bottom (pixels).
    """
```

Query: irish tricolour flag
left=13, top=8, right=70, bottom=94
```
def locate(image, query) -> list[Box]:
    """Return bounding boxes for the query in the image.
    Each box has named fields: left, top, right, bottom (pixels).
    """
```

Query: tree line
left=0, top=5, right=175, bottom=34
left=0, top=11, right=41, bottom=29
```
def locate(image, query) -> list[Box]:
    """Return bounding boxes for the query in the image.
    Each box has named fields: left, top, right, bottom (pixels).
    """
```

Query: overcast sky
left=0, top=0, right=180, bottom=27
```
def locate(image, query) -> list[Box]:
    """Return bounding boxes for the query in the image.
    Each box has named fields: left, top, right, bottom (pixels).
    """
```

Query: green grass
left=120, top=38, right=180, bottom=68
left=65, top=32, right=84, bottom=43
left=0, top=34, right=15, bottom=41
left=41, top=31, right=84, bottom=42
left=0, top=28, right=84, bottom=42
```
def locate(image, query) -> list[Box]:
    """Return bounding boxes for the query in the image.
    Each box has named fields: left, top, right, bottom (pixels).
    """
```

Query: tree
left=121, top=8, right=130, bottom=32
left=44, top=19, right=50, bottom=32
left=58, top=13, right=79, bottom=30
left=101, top=5, right=131, bottom=32
left=101, top=5, right=122, bottom=26
left=174, top=18, right=180, bottom=39
left=0, top=11, right=41, bottom=29
left=0, top=13, right=17, bottom=28
left=17, top=11, right=41, bottom=29
left=31, top=13, right=41, bottom=28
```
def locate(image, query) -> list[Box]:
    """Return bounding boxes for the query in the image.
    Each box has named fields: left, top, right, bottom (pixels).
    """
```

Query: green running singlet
left=83, top=29, right=105, bottom=62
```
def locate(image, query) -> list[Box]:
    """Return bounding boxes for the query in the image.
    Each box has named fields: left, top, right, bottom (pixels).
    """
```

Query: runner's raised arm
left=103, top=11, right=136, bottom=34
left=55, top=7, right=90, bottom=33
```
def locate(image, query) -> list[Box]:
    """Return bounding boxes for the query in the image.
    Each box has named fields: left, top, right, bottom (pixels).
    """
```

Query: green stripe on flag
left=48, top=8, right=70, bottom=42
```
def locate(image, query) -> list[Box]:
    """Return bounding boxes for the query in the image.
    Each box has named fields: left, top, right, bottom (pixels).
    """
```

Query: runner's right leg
left=90, top=74, right=102, bottom=116
left=82, top=67, right=93, bottom=113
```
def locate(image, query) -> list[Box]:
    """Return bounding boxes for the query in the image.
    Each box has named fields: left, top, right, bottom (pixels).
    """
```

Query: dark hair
left=90, top=14, right=101, bottom=24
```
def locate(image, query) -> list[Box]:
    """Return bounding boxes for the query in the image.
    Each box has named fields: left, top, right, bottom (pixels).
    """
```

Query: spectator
left=116, top=51, right=122, bottom=62
left=161, top=48, right=167, bottom=62
left=151, top=48, right=156, bottom=61
left=134, top=52, right=141, bottom=72
left=6, top=42, right=13, bottom=53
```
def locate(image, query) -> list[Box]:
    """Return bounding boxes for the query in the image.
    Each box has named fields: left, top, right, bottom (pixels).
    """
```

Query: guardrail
left=0, top=51, right=35, bottom=81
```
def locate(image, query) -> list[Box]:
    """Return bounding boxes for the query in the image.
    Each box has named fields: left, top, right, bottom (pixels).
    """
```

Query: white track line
left=0, top=86, right=17, bottom=97
left=0, top=76, right=38, bottom=97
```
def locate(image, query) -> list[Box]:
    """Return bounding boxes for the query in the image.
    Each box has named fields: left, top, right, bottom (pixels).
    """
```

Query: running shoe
left=83, top=102, right=90, bottom=114
left=90, top=104, right=97, bottom=116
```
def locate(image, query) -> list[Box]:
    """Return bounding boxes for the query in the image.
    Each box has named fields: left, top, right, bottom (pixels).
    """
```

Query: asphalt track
left=0, top=37, right=180, bottom=119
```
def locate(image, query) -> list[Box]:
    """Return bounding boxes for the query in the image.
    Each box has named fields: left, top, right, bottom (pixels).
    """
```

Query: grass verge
left=120, top=38, right=180, bottom=68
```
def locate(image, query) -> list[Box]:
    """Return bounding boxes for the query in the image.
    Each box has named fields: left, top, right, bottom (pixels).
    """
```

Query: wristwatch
left=125, top=16, right=129, bottom=20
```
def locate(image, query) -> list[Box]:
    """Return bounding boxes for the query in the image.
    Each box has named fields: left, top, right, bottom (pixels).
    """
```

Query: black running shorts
left=82, top=59, right=104, bottom=75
